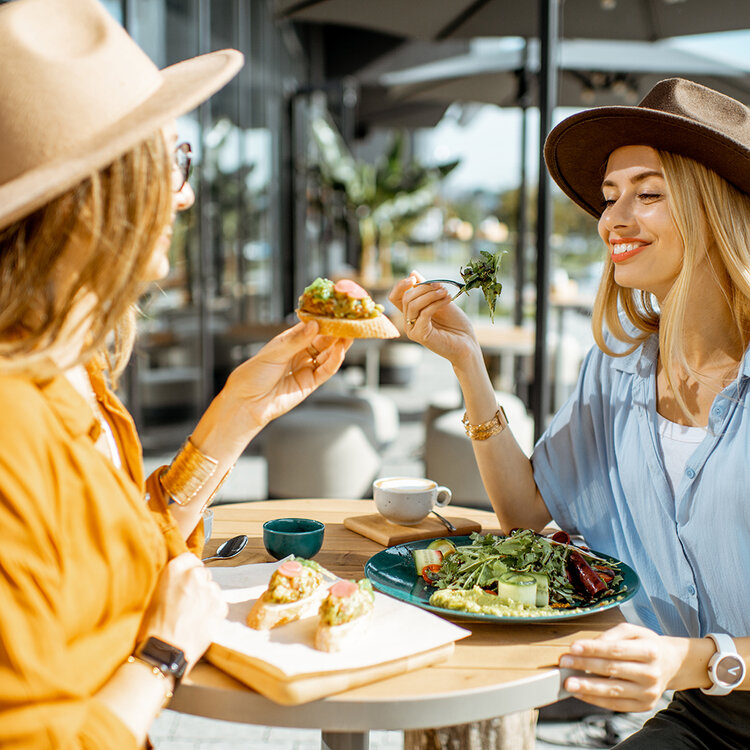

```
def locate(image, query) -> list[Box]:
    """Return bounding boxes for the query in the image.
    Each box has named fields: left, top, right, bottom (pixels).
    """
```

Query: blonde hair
left=593, top=150, right=750, bottom=421
left=0, top=131, right=172, bottom=383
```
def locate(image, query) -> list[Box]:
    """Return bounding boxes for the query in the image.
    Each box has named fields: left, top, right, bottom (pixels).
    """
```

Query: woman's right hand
left=390, top=272, right=481, bottom=366
left=139, top=552, right=228, bottom=670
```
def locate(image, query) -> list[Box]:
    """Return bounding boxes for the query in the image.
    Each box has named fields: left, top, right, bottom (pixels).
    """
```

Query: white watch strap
left=702, top=633, right=746, bottom=696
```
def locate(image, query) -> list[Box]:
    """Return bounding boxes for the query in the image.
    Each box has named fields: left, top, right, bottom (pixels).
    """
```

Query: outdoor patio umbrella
left=275, top=0, right=750, bottom=437
left=275, top=0, right=750, bottom=43
left=381, top=39, right=750, bottom=108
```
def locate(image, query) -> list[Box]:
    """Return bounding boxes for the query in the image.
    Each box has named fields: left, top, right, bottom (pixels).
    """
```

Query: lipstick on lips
left=610, top=238, right=650, bottom=263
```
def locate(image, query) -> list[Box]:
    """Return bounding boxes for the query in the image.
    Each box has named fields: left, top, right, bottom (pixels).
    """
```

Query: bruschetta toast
left=314, top=578, right=375, bottom=652
left=296, top=278, right=399, bottom=339
left=246, top=559, right=330, bottom=630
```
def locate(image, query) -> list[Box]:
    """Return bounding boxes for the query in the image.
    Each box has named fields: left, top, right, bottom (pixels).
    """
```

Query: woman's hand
left=190, top=321, right=351, bottom=461
left=224, top=321, right=351, bottom=431
left=389, top=272, right=481, bottom=366
left=139, top=552, right=228, bottom=669
left=559, top=622, right=688, bottom=713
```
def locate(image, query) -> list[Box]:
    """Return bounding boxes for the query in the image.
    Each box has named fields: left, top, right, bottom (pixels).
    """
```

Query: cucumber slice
left=412, top=548, right=443, bottom=575
left=427, top=539, right=457, bottom=557
left=530, top=573, right=550, bottom=607
left=496, top=572, right=537, bottom=606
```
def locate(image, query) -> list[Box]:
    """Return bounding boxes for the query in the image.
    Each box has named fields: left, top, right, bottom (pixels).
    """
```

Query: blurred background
left=102, top=0, right=750, bottom=502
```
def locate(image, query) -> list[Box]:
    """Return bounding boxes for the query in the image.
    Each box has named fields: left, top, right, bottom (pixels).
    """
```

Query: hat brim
left=544, top=106, right=750, bottom=219
left=0, top=49, right=243, bottom=231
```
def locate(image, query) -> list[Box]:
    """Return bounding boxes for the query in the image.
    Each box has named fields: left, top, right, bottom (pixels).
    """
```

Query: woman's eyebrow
left=602, top=169, right=664, bottom=189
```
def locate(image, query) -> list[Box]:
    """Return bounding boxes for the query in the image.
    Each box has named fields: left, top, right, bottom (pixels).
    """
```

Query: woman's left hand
left=559, top=622, right=688, bottom=712
left=226, top=321, right=351, bottom=430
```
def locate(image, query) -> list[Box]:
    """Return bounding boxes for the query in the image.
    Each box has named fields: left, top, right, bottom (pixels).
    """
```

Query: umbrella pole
left=531, top=0, right=560, bottom=442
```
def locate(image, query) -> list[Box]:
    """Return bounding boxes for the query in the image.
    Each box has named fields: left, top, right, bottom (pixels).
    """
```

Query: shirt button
left=687, top=585, right=696, bottom=596
left=686, top=468, right=696, bottom=479
left=712, top=406, right=724, bottom=416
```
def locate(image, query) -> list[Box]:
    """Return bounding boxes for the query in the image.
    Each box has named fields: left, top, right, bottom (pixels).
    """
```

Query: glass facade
left=109, top=0, right=312, bottom=450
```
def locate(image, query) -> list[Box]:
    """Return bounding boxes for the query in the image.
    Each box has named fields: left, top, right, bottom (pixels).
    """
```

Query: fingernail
left=559, top=656, right=573, bottom=668
left=570, top=643, right=584, bottom=654
left=566, top=677, right=581, bottom=691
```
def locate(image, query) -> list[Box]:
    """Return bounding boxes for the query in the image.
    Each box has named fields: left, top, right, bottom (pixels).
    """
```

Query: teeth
left=612, top=242, right=643, bottom=255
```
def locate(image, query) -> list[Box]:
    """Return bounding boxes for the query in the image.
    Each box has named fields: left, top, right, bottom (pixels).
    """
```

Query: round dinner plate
left=364, top=535, right=640, bottom=623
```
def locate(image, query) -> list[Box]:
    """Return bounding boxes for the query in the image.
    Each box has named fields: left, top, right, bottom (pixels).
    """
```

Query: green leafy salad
left=413, top=530, right=624, bottom=616
left=454, top=250, right=506, bottom=322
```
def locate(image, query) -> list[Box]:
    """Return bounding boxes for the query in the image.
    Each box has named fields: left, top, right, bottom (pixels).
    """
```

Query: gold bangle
left=159, top=437, right=219, bottom=506
left=126, top=655, right=174, bottom=707
left=462, top=406, right=509, bottom=441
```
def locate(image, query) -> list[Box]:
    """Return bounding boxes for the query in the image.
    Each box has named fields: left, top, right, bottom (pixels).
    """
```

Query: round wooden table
left=171, top=499, right=623, bottom=750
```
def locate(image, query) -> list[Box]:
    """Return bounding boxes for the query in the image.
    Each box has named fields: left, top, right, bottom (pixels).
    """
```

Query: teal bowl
left=262, top=517, right=325, bottom=560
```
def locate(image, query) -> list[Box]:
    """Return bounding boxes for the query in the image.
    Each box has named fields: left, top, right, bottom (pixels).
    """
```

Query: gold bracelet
left=126, top=655, right=174, bottom=707
left=159, top=437, right=219, bottom=506
left=462, top=406, right=509, bottom=441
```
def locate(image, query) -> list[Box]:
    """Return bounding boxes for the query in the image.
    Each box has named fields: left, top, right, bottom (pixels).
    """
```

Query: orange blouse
left=0, top=365, right=203, bottom=749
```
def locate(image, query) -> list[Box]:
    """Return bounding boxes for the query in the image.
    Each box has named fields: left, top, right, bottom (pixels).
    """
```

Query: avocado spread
left=319, top=579, right=374, bottom=626
left=298, top=277, right=383, bottom=319
left=430, top=586, right=556, bottom=617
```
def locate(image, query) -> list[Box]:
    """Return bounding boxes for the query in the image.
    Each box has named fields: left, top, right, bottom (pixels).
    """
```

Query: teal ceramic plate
left=364, top=535, right=640, bottom=623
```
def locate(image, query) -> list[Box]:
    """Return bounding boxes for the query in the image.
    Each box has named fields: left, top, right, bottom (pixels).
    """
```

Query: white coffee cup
left=372, top=476, right=452, bottom=526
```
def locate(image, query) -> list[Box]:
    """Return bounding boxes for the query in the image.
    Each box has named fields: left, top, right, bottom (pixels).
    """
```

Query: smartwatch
left=701, top=633, right=746, bottom=696
left=134, top=636, right=187, bottom=687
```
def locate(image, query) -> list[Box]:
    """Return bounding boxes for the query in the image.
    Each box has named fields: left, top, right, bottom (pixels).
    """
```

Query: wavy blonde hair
left=593, top=150, right=750, bottom=421
left=0, top=131, right=172, bottom=383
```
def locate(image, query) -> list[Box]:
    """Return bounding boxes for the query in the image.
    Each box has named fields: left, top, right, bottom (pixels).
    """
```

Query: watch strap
left=702, top=633, right=746, bottom=696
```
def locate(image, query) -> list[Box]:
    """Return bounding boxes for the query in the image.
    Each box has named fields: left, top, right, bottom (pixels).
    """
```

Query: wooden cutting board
left=205, top=641, right=454, bottom=705
left=344, top=513, right=482, bottom=546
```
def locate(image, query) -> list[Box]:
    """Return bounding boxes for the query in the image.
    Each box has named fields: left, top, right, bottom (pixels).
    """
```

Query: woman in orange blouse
left=0, top=1, right=350, bottom=748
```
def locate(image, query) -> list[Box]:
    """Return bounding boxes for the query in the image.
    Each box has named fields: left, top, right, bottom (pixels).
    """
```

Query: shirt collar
left=610, top=333, right=750, bottom=382
left=36, top=373, right=100, bottom=441
left=610, top=333, right=658, bottom=377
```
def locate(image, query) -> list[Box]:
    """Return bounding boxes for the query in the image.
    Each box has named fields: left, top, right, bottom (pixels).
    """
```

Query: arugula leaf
left=453, top=250, right=506, bottom=322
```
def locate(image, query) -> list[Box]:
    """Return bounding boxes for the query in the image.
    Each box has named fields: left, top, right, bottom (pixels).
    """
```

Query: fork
left=415, top=279, right=464, bottom=299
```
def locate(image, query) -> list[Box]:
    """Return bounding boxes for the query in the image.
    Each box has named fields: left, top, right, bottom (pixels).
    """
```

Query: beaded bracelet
left=126, top=655, right=174, bottom=708
left=461, top=405, right=509, bottom=441
left=159, top=437, right=219, bottom=506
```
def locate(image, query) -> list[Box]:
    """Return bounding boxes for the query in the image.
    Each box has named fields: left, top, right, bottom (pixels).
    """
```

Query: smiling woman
left=388, top=76, right=750, bottom=749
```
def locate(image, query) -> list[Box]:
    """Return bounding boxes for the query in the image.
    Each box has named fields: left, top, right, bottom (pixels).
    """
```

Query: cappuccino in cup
left=373, top=477, right=452, bottom=526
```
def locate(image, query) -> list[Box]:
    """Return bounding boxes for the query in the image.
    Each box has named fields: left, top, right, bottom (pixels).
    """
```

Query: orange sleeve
left=144, top=469, right=205, bottom=557
left=0, top=443, right=140, bottom=748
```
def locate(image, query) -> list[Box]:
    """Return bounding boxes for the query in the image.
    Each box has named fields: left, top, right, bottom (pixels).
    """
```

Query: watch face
left=141, top=636, right=187, bottom=679
left=716, top=655, right=744, bottom=687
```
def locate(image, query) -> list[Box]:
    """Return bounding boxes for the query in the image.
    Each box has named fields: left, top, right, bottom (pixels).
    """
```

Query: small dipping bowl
left=262, top=517, right=325, bottom=560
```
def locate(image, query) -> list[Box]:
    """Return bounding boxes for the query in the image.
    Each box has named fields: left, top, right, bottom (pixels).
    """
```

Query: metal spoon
left=431, top=510, right=457, bottom=532
left=201, top=534, right=248, bottom=563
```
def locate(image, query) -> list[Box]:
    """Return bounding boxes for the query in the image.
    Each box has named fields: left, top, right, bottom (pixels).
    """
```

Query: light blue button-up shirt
left=532, top=333, right=750, bottom=638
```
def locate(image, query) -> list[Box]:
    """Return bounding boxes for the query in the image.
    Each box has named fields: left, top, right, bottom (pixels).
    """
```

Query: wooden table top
left=171, top=499, right=623, bottom=732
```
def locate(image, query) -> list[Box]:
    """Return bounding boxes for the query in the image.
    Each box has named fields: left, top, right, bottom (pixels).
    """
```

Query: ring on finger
left=406, top=318, right=417, bottom=328
left=307, top=345, right=320, bottom=358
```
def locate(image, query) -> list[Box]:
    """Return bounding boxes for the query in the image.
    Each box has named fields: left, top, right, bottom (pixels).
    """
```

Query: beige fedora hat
left=0, top=0, right=243, bottom=231
left=544, top=78, right=750, bottom=219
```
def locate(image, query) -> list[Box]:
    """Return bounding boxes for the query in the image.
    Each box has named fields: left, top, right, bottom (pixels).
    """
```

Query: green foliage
left=309, top=116, right=458, bottom=244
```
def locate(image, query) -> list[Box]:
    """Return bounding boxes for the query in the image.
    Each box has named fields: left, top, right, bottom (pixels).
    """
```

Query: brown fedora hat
left=544, top=77, right=750, bottom=219
left=0, top=0, right=243, bottom=231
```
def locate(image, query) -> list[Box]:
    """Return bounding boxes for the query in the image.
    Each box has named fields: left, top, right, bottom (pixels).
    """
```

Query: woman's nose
left=603, top=196, right=635, bottom=230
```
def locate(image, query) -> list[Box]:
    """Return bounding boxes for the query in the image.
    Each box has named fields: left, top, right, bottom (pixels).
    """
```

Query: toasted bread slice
left=313, top=578, right=375, bottom=652
left=246, top=559, right=332, bottom=631
left=246, top=583, right=327, bottom=630
left=314, top=608, right=373, bottom=652
left=296, top=310, right=399, bottom=339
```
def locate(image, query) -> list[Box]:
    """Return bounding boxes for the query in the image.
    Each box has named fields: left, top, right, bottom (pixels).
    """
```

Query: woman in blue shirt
left=390, top=78, right=750, bottom=747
